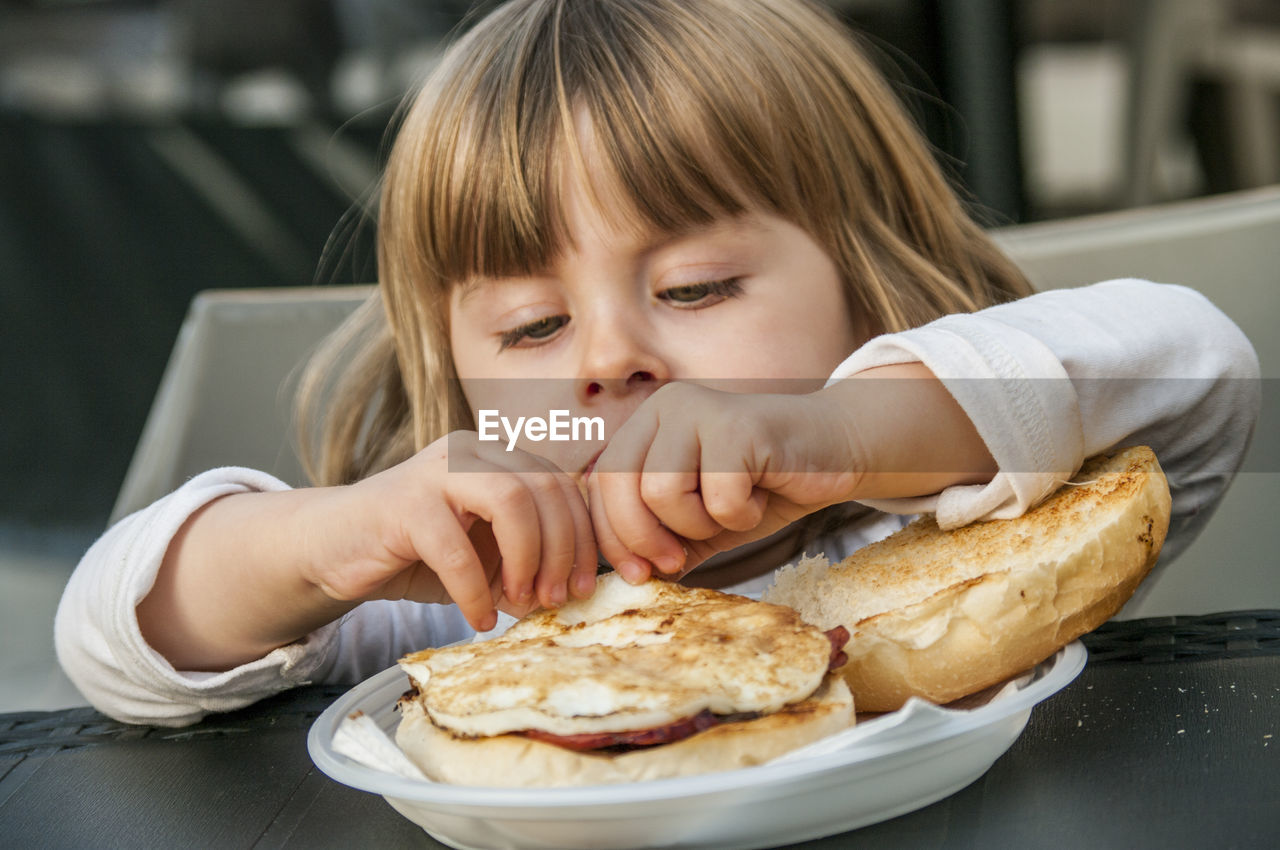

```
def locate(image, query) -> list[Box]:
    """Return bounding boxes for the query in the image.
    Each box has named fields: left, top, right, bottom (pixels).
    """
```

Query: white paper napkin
left=333, top=710, right=429, bottom=781
left=767, top=671, right=1034, bottom=765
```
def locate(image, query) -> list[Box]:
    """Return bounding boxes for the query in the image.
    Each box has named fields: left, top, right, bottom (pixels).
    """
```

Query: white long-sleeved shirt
left=54, top=280, right=1261, bottom=725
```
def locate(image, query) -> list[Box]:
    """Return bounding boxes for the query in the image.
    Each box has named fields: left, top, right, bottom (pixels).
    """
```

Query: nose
left=575, top=311, right=670, bottom=404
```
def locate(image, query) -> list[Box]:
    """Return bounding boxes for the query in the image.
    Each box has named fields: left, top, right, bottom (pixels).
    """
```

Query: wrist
left=217, top=488, right=359, bottom=647
left=820, top=363, right=995, bottom=500
left=292, top=483, right=379, bottom=606
left=197, top=489, right=360, bottom=652
left=137, top=488, right=356, bottom=671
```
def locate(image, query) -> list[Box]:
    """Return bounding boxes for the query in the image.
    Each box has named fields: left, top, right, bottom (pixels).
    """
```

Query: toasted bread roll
left=764, top=446, right=1171, bottom=712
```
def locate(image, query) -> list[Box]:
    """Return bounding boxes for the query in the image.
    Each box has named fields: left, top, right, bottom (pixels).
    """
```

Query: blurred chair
left=993, top=185, right=1280, bottom=616
left=110, top=285, right=370, bottom=524
left=1124, top=0, right=1280, bottom=205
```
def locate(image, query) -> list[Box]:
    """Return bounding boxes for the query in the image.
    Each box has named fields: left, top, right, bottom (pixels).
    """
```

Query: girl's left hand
left=585, top=382, right=863, bottom=581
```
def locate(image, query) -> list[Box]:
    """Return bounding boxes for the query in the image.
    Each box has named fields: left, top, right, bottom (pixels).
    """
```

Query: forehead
left=556, top=129, right=773, bottom=254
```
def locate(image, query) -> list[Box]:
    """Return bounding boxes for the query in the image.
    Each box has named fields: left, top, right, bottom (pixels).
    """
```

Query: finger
left=404, top=502, right=498, bottom=632
left=597, top=472, right=686, bottom=574
left=556, top=471, right=599, bottom=600
left=441, top=433, right=541, bottom=606
left=448, top=471, right=543, bottom=611
left=689, top=492, right=811, bottom=568
left=497, top=451, right=592, bottom=608
left=596, top=431, right=687, bottom=575
left=517, top=460, right=581, bottom=609
left=497, top=594, right=540, bottom=620
left=587, top=471, right=653, bottom=584
left=637, top=427, right=721, bottom=541
left=698, top=437, right=767, bottom=531
left=487, top=527, right=539, bottom=620
left=468, top=519, right=508, bottom=609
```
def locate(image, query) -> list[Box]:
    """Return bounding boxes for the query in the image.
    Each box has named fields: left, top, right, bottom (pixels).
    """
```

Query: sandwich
left=763, top=445, right=1172, bottom=712
left=395, top=574, right=854, bottom=787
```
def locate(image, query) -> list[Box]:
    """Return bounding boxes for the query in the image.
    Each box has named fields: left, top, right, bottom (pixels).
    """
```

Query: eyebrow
left=453, top=216, right=764, bottom=304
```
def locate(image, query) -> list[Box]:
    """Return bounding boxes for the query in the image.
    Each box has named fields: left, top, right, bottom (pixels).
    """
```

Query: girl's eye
left=659, top=277, right=745, bottom=306
left=498, top=315, right=568, bottom=350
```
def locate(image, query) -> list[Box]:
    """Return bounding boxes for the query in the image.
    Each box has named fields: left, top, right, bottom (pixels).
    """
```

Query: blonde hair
left=299, top=0, right=1032, bottom=487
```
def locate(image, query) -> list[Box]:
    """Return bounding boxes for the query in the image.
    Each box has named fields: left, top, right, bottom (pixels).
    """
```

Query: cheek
left=712, top=296, right=858, bottom=380
left=448, top=320, right=520, bottom=382
left=458, top=379, right=502, bottom=418
left=784, top=276, right=863, bottom=373
left=808, top=296, right=864, bottom=369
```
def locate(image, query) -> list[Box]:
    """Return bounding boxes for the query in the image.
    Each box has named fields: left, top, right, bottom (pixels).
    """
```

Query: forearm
left=823, top=279, right=1259, bottom=536
left=136, top=488, right=357, bottom=672
left=823, top=362, right=996, bottom=499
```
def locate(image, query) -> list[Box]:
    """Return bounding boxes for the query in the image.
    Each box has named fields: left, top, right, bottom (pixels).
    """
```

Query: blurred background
left=2, top=0, right=1278, bottom=710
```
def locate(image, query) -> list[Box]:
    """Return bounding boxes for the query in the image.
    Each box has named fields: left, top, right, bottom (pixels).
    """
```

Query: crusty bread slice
left=763, top=445, right=1171, bottom=712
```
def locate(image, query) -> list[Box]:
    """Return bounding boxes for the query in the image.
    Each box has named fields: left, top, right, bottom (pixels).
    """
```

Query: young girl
left=57, top=0, right=1258, bottom=726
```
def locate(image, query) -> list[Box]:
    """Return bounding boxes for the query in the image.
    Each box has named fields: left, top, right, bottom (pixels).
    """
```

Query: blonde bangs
left=383, top=1, right=562, bottom=290
left=391, top=0, right=880, bottom=292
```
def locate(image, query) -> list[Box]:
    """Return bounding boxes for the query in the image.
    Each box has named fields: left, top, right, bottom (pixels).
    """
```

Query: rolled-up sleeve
left=826, top=279, right=1261, bottom=563
left=54, top=468, right=473, bottom=726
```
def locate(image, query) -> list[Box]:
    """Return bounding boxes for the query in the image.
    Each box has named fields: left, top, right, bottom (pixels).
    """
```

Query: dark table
left=3, top=612, right=1278, bottom=849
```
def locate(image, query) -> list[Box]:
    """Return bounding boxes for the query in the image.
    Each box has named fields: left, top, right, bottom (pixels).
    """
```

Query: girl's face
left=449, top=163, right=863, bottom=481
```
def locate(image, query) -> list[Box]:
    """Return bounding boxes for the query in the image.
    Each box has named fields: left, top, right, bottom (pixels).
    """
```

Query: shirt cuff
left=825, top=315, right=1085, bottom=529
left=111, top=468, right=339, bottom=723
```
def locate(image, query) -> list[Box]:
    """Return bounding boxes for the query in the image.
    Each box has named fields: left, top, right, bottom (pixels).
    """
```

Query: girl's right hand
left=307, top=431, right=598, bottom=632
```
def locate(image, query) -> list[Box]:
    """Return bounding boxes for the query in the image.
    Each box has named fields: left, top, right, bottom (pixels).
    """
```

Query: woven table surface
left=3, top=611, right=1276, bottom=756
left=2, top=612, right=1277, bottom=849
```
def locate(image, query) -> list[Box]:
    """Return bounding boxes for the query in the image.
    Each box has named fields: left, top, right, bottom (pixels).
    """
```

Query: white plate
left=309, top=641, right=1086, bottom=850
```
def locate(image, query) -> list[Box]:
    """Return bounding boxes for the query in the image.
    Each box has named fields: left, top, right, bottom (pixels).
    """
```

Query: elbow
left=1164, top=282, right=1260, bottom=380
left=54, top=591, right=209, bottom=728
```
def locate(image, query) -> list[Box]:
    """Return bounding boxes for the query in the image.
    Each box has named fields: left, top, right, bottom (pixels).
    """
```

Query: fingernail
left=479, top=611, right=497, bottom=632
left=546, top=584, right=567, bottom=607
left=619, top=560, right=648, bottom=584
left=653, top=554, right=684, bottom=574
left=573, top=571, right=595, bottom=597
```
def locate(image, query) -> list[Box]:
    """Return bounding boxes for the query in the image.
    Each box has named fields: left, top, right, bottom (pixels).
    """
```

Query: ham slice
left=521, top=709, right=723, bottom=752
